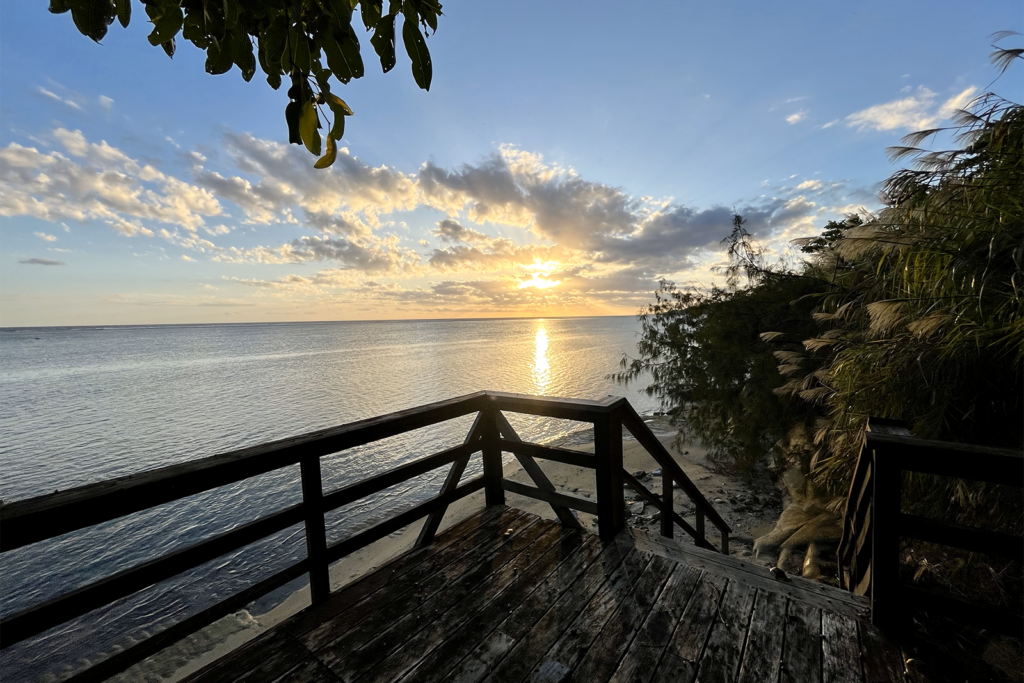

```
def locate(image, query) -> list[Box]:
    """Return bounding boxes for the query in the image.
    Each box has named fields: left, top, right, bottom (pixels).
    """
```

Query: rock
left=651, top=468, right=662, bottom=476
left=651, top=511, right=662, bottom=522
left=714, top=498, right=725, bottom=504
left=571, top=487, right=578, bottom=493
left=628, top=502, right=645, bottom=516
left=633, top=470, right=647, bottom=478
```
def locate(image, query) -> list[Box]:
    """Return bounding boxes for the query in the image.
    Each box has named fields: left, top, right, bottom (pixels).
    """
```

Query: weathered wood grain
left=780, top=601, right=822, bottom=683
left=632, top=530, right=869, bottom=619
left=736, top=590, right=788, bottom=683
left=857, top=621, right=904, bottom=683
left=693, top=580, right=758, bottom=683
left=189, top=630, right=309, bottom=683
left=570, top=554, right=676, bottom=683
left=822, top=611, right=863, bottom=683
left=652, top=571, right=729, bottom=682
left=608, top=564, right=702, bottom=683
left=398, top=534, right=602, bottom=683
left=298, top=510, right=532, bottom=652
left=285, top=507, right=512, bottom=639
left=478, top=547, right=648, bottom=683
left=352, top=524, right=573, bottom=683
left=315, top=519, right=552, bottom=674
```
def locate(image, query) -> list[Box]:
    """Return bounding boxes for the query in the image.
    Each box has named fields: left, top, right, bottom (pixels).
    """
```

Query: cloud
left=20, top=257, right=64, bottom=266
left=98, top=95, right=114, bottom=111
left=0, top=129, right=223, bottom=241
left=845, top=86, right=978, bottom=132
left=821, top=119, right=839, bottom=129
left=37, top=87, right=82, bottom=111
left=34, top=231, right=57, bottom=242
left=786, top=110, right=808, bottom=124
left=181, top=254, right=196, bottom=261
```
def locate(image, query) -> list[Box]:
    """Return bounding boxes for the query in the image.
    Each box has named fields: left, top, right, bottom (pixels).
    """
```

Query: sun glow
left=517, top=260, right=562, bottom=290
left=533, top=325, right=550, bottom=393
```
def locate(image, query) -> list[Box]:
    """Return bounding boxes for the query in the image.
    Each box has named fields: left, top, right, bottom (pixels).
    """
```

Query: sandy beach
left=114, top=420, right=782, bottom=682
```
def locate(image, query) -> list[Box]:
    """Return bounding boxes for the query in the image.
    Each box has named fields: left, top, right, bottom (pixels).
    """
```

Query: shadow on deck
left=185, top=507, right=897, bottom=683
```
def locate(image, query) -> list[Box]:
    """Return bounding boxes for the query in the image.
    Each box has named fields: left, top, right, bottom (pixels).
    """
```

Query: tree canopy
left=48, top=0, right=442, bottom=168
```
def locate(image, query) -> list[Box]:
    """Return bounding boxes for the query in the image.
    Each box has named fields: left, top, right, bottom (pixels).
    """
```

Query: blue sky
left=1, top=0, right=1020, bottom=325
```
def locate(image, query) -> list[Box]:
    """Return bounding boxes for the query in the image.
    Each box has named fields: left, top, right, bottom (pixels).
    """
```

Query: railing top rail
left=483, top=391, right=625, bottom=420
left=865, top=431, right=1024, bottom=459
left=0, top=391, right=488, bottom=551
left=865, top=431, right=1024, bottom=486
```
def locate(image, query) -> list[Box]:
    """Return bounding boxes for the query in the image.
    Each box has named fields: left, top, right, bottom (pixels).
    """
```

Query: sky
left=0, top=1, right=1020, bottom=326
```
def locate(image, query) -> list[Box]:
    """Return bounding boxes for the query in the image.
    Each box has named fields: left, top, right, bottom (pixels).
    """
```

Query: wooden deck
left=185, top=507, right=907, bottom=683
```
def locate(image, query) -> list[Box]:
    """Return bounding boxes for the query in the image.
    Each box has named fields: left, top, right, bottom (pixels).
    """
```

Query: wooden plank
left=484, top=391, right=623, bottom=422
left=316, top=520, right=555, bottom=676
left=480, top=547, right=650, bottom=683
left=858, top=621, right=904, bottom=683
left=2, top=502, right=306, bottom=647
left=481, top=407, right=505, bottom=507
left=594, top=410, right=625, bottom=541
left=188, top=630, right=311, bottom=683
left=320, top=442, right=479, bottom=513
left=353, top=524, right=575, bottom=683
left=570, top=555, right=677, bottom=683
left=65, top=560, right=309, bottom=683
left=416, top=413, right=484, bottom=547
left=870, top=448, right=902, bottom=631
left=736, top=590, right=788, bottom=683
left=865, top=432, right=1023, bottom=485
left=495, top=412, right=583, bottom=530
left=497, top=439, right=595, bottom=469
left=323, top=476, right=485, bottom=564
left=0, top=391, right=489, bottom=552
left=780, top=601, right=821, bottom=683
left=631, top=530, right=870, bottom=618
left=693, top=580, right=758, bottom=683
left=398, top=533, right=601, bottom=683
left=898, top=512, right=1023, bottom=559
left=443, top=534, right=634, bottom=683
left=501, top=479, right=599, bottom=516
left=284, top=507, right=511, bottom=639
left=299, top=510, right=533, bottom=653
left=661, top=467, right=674, bottom=539
left=822, top=611, right=863, bottom=683
left=608, top=564, right=702, bottom=683
left=652, top=571, right=729, bottom=682
left=274, top=657, right=341, bottom=683
left=301, top=455, right=330, bottom=604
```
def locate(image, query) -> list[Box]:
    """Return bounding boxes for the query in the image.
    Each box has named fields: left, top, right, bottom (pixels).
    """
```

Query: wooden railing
left=839, top=418, right=1024, bottom=634
left=0, top=391, right=727, bottom=683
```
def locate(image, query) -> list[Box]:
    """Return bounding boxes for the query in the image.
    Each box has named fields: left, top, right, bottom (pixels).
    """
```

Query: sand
left=113, top=419, right=782, bottom=682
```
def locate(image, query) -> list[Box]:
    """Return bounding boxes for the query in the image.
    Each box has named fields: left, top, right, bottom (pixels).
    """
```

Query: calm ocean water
left=0, top=316, right=658, bottom=681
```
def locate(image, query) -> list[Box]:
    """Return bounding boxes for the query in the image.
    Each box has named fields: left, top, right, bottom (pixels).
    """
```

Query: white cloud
left=845, top=86, right=978, bottom=132
left=34, top=231, right=57, bottom=242
left=98, top=95, right=114, bottom=111
left=821, top=119, right=839, bottom=129
left=37, top=86, right=82, bottom=111
left=181, top=254, right=196, bottom=262
left=786, top=110, right=808, bottom=125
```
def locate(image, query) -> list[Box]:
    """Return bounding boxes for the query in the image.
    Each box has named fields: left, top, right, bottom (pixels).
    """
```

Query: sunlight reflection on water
left=532, top=323, right=550, bottom=394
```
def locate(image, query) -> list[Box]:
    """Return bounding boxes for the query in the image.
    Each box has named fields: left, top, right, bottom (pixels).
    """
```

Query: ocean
left=0, top=316, right=660, bottom=681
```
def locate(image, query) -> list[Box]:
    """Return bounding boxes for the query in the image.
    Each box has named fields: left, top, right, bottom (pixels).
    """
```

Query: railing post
left=594, top=408, right=625, bottom=541
left=661, top=470, right=674, bottom=538
left=300, top=456, right=330, bottom=604
left=696, top=508, right=705, bottom=540
left=481, top=406, right=505, bottom=507
left=870, top=445, right=901, bottom=631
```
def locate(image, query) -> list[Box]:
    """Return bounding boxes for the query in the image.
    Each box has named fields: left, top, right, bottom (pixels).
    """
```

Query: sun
left=517, top=260, right=562, bottom=290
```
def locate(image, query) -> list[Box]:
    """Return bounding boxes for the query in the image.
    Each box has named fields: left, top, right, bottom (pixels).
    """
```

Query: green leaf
left=314, top=134, right=338, bottom=169
left=48, top=0, right=72, bottom=15
left=328, top=93, right=354, bottom=116
left=322, top=30, right=362, bottom=83
left=285, top=101, right=302, bottom=145
left=223, top=0, right=239, bottom=29
left=290, top=28, right=311, bottom=73
left=182, top=10, right=209, bottom=49
left=360, top=1, right=381, bottom=30
left=233, top=30, right=256, bottom=81
left=114, top=0, right=130, bottom=28
left=370, top=14, right=395, bottom=73
left=402, top=16, right=431, bottom=90
left=205, top=38, right=234, bottom=75
left=148, top=5, right=183, bottom=46
left=338, top=25, right=364, bottom=78
left=299, top=101, right=322, bottom=155
left=259, top=44, right=283, bottom=89
left=70, top=0, right=114, bottom=43
left=161, top=37, right=175, bottom=58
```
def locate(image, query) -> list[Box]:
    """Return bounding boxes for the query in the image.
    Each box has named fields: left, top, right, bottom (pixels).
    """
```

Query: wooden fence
left=0, top=391, right=728, bottom=682
left=838, top=418, right=1024, bottom=633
